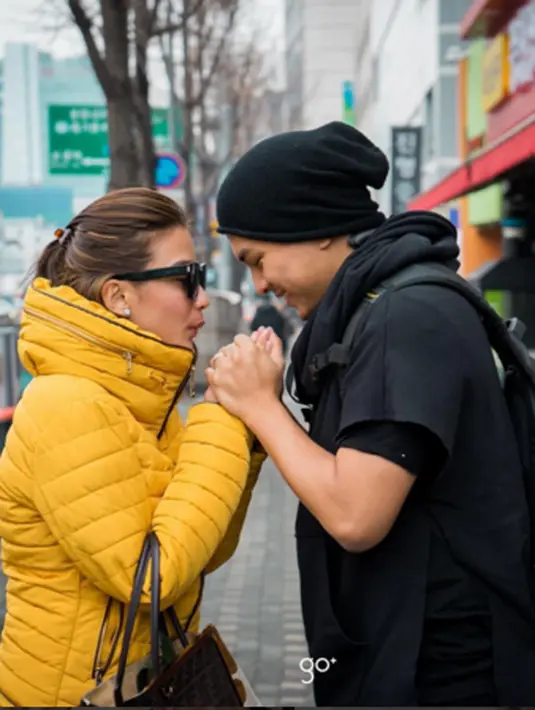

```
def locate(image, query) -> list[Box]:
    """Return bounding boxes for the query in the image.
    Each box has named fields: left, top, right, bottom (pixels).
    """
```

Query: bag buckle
left=310, top=344, right=350, bottom=381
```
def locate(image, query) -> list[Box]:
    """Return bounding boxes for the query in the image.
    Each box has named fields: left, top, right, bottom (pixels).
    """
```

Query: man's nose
left=252, top=272, right=269, bottom=295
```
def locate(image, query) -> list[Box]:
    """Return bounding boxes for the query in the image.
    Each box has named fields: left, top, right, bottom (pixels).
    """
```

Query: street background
left=197, top=405, right=315, bottom=707
left=1, top=0, right=533, bottom=705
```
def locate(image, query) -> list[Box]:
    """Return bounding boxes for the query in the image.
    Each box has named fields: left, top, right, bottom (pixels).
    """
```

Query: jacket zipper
left=24, top=307, right=135, bottom=375
left=157, top=350, right=197, bottom=440
left=24, top=304, right=197, bottom=437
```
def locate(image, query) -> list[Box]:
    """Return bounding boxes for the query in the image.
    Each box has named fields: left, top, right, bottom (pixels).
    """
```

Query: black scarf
left=290, top=210, right=460, bottom=405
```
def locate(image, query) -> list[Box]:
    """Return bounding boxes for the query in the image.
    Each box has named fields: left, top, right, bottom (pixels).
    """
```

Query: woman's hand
left=205, top=327, right=284, bottom=403
left=205, top=334, right=284, bottom=427
left=204, top=386, right=218, bottom=403
left=204, top=343, right=238, bottom=403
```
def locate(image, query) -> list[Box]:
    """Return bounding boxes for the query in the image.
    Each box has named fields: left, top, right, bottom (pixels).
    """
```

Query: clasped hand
left=204, top=327, right=285, bottom=427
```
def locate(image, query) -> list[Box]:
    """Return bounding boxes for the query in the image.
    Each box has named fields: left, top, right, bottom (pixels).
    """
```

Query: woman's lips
left=188, top=320, right=205, bottom=336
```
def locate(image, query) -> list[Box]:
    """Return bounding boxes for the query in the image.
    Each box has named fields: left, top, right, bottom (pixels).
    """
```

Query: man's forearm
left=246, top=397, right=341, bottom=533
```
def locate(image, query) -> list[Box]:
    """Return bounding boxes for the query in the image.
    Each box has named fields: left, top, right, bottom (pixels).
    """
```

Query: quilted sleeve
left=205, top=449, right=266, bottom=573
left=32, top=398, right=252, bottom=609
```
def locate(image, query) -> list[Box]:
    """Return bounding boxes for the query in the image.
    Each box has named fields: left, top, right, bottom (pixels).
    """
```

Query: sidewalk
left=199, top=442, right=314, bottom=707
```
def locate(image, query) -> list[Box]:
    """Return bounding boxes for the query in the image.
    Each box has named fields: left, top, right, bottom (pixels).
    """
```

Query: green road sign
left=48, top=104, right=183, bottom=176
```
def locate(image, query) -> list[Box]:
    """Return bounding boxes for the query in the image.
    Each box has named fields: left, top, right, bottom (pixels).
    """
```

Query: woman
left=0, top=187, right=271, bottom=707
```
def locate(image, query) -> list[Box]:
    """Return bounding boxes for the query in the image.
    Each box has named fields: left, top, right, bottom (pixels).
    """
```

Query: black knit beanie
left=216, top=121, right=389, bottom=242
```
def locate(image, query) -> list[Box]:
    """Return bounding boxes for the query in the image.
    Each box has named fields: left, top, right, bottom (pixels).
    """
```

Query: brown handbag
left=81, top=532, right=251, bottom=707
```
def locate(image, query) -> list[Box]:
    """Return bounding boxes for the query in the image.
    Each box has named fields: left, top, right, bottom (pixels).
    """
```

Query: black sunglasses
left=113, top=262, right=207, bottom=300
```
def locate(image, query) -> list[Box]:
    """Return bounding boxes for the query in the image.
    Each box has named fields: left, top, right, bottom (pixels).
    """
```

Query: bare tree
left=53, top=0, right=202, bottom=190
left=42, top=0, right=276, bottom=240
left=159, top=0, right=239, bottom=223
left=158, top=4, right=275, bottom=264
left=221, top=35, right=273, bottom=158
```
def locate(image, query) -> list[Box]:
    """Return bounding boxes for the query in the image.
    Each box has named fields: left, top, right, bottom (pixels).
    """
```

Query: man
left=209, top=122, right=535, bottom=706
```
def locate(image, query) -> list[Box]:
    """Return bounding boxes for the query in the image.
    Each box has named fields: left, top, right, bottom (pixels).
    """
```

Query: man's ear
left=318, top=239, right=333, bottom=251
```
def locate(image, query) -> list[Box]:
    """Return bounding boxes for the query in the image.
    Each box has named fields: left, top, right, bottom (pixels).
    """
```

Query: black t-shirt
left=340, top=420, right=494, bottom=705
left=296, top=282, right=535, bottom=706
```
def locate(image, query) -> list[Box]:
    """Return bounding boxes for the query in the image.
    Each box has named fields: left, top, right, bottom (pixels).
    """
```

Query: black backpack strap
left=284, top=294, right=377, bottom=419
left=287, top=262, right=535, bottom=403
left=307, top=293, right=379, bottom=381
left=370, top=262, right=535, bottom=383
left=340, top=295, right=378, bottom=351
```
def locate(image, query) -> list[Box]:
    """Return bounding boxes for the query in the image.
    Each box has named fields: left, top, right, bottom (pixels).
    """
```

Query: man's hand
left=251, top=326, right=285, bottom=372
left=205, top=327, right=285, bottom=403
left=205, top=334, right=284, bottom=426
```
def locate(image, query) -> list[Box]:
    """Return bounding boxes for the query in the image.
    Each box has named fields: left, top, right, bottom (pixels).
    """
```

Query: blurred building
left=284, top=0, right=361, bottom=131
left=0, top=185, right=73, bottom=298
left=408, top=0, right=535, bottom=347
left=1, top=45, right=104, bottom=201
left=1, top=43, right=42, bottom=187
left=0, top=42, right=174, bottom=210
left=355, top=0, right=473, bottom=216
left=0, top=41, right=195, bottom=297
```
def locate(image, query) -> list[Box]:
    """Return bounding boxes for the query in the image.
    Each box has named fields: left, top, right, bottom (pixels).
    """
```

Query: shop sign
left=390, top=127, right=422, bottom=214
left=465, top=134, right=485, bottom=155
left=482, top=33, right=509, bottom=112
left=508, top=0, right=535, bottom=93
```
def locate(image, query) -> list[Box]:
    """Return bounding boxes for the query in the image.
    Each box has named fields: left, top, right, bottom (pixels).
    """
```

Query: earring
left=123, top=306, right=132, bottom=318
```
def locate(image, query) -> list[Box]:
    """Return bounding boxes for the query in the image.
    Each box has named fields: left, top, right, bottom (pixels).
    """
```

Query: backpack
left=301, top=261, right=535, bottom=574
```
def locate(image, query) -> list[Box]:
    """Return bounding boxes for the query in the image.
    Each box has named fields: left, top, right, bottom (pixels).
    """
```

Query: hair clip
left=54, top=226, right=73, bottom=246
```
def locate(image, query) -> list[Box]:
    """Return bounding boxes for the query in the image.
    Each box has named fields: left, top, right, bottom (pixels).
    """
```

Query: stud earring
left=123, top=306, right=132, bottom=318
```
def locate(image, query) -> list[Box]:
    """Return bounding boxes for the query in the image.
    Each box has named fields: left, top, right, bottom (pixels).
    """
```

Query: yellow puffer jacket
left=0, top=278, right=265, bottom=707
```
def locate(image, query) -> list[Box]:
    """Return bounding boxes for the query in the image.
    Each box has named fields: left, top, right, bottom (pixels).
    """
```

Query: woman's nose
left=195, top=286, right=210, bottom=309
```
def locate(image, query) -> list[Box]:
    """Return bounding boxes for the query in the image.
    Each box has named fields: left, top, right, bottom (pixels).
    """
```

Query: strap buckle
left=310, top=343, right=350, bottom=381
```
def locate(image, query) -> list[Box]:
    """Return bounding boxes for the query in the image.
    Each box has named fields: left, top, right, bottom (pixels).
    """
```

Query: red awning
left=407, top=117, right=535, bottom=211
left=0, top=407, right=14, bottom=423
left=460, top=0, right=525, bottom=39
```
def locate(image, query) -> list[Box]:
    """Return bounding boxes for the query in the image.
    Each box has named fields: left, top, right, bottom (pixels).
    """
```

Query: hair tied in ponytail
left=54, top=227, right=72, bottom=247
left=37, top=187, right=188, bottom=298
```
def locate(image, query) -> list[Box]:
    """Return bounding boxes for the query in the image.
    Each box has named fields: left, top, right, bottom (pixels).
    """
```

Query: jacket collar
left=19, top=278, right=196, bottom=435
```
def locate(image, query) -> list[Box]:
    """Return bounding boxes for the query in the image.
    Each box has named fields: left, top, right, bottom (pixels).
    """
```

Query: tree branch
left=151, top=0, right=206, bottom=37
left=191, top=2, right=237, bottom=106
left=148, top=0, right=164, bottom=33
left=67, top=0, right=112, bottom=93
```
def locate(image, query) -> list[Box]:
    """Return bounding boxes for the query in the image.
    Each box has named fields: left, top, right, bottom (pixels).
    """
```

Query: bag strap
left=114, top=534, right=159, bottom=704
left=113, top=533, right=197, bottom=705
left=91, top=598, right=125, bottom=685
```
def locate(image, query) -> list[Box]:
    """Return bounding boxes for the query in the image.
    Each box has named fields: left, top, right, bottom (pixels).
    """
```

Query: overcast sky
left=0, top=0, right=285, bottom=101
left=0, top=0, right=284, bottom=58
left=0, top=1, right=76, bottom=56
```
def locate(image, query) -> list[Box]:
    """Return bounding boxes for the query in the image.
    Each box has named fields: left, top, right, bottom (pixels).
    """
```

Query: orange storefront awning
left=407, top=117, right=535, bottom=211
